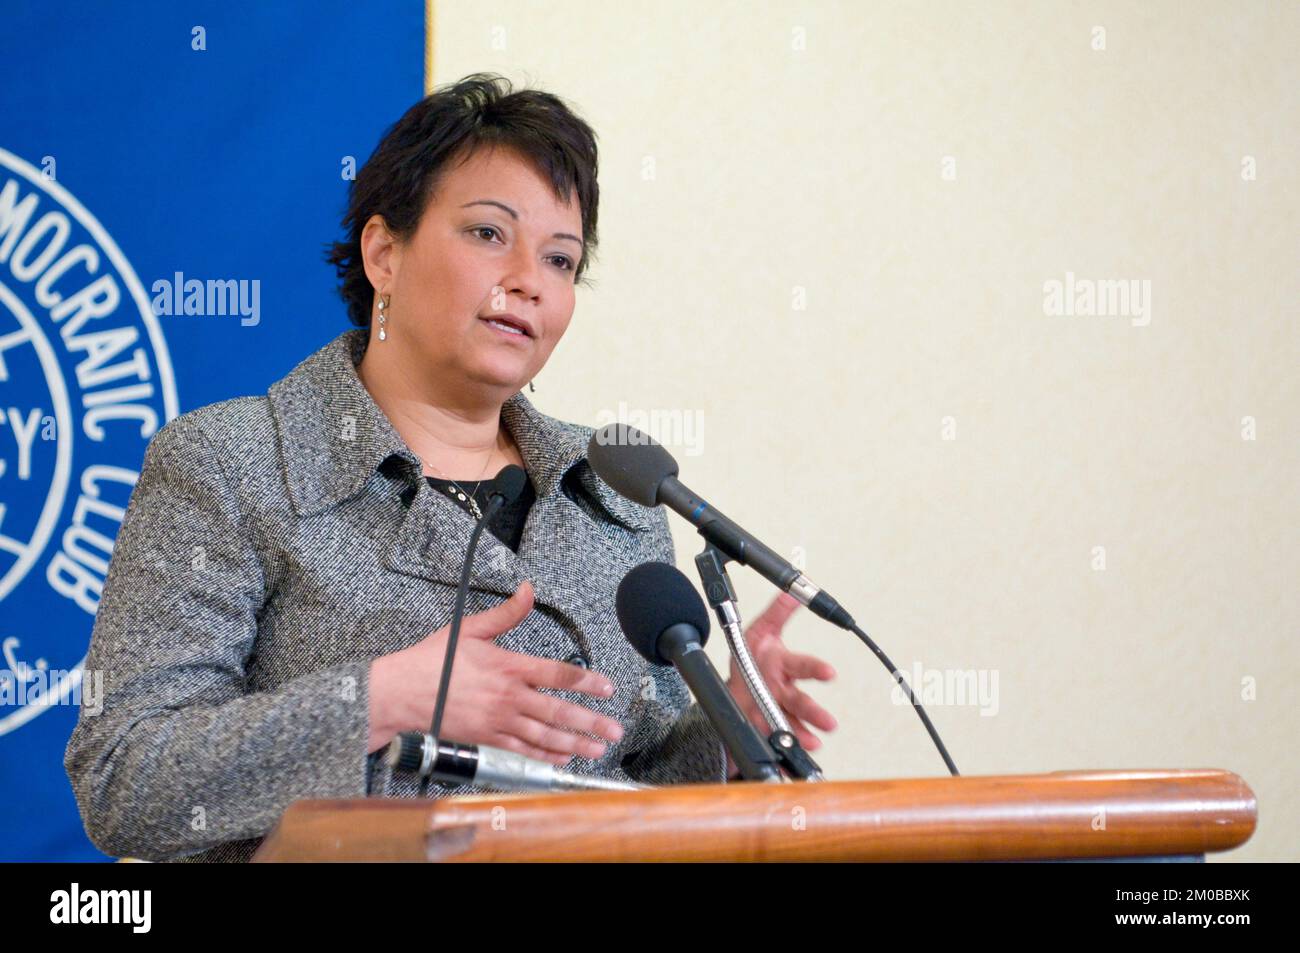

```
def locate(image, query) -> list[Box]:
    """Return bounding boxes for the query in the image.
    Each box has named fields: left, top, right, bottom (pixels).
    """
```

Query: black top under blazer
left=63, top=328, right=726, bottom=862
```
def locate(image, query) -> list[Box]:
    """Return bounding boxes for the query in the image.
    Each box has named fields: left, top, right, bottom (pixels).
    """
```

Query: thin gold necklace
left=427, top=448, right=496, bottom=520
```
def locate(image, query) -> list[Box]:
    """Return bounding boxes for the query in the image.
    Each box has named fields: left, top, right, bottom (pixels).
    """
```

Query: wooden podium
left=251, top=768, right=1255, bottom=862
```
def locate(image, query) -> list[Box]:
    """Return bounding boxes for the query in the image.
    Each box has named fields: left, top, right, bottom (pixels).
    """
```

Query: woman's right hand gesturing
left=366, top=580, right=625, bottom=764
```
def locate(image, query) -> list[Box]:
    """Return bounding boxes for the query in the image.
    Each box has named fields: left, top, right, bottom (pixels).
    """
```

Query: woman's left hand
left=723, top=591, right=837, bottom=777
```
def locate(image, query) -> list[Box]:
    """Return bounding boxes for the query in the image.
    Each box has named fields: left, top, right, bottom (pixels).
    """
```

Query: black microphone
left=592, top=427, right=962, bottom=778
left=588, top=424, right=855, bottom=630
left=487, top=464, right=527, bottom=511
left=422, top=464, right=528, bottom=795
left=616, top=561, right=783, bottom=782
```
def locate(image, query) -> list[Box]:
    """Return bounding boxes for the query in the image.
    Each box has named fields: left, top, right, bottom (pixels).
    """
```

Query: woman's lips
left=480, top=317, right=532, bottom=341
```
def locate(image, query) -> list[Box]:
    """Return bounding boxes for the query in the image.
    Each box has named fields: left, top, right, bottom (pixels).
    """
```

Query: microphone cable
left=849, top=620, right=960, bottom=776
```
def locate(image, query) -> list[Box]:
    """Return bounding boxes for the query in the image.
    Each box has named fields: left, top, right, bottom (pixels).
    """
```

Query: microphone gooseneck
left=422, top=464, right=528, bottom=797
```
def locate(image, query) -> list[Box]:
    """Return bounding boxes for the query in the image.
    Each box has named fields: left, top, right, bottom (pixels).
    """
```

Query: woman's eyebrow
left=460, top=199, right=582, bottom=246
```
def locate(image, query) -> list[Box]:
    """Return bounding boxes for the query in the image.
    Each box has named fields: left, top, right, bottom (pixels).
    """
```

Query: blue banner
left=0, top=1, right=423, bottom=860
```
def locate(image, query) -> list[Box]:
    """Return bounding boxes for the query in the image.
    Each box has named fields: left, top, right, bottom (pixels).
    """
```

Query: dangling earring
left=529, top=380, right=536, bottom=393
left=377, top=293, right=390, bottom=341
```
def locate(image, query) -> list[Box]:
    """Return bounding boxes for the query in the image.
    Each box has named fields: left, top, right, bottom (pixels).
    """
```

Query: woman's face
left=363, top=144, right=584, bottom=398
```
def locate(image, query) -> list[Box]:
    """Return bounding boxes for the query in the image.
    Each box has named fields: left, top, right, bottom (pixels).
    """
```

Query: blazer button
left=565, top=652, right=590, bottom=669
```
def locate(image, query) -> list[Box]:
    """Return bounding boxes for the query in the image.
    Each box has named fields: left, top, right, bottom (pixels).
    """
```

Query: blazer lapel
left=268, top=328, right=660, bottom=626
left=379, top=394, right=661, bottom=627
left=381, top=482, right=526, bottom=600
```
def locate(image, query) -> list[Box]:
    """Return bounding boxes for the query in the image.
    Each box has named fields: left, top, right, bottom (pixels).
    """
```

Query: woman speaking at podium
left=64, top=74, right=836, bottom=862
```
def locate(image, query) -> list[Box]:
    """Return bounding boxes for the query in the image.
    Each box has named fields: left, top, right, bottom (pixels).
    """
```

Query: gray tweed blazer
left=64, top=328, right=725, bottom=863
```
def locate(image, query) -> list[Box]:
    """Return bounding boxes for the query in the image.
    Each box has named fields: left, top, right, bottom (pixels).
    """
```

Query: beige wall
left=434, top=0, right=1299, bottom=860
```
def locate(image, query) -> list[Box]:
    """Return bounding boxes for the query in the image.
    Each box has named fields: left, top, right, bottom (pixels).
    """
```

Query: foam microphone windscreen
left=490, top=464, right=528, bottom=505
left=586, top=424, right=679, bottom=507
left=616, top=561, right=712, bottom=665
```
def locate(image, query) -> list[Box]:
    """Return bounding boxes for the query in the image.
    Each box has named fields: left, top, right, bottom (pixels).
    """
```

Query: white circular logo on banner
left=0, top=147, right=177, bottom=735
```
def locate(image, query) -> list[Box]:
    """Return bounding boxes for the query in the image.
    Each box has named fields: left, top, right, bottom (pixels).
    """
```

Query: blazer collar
left=266, top=328, right=654, bottom=532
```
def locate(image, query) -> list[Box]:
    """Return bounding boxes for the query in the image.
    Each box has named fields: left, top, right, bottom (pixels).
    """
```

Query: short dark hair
left=326, top=72, right=600, bottom=328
